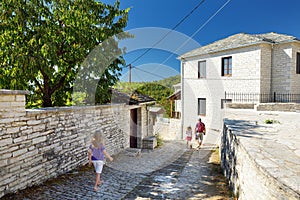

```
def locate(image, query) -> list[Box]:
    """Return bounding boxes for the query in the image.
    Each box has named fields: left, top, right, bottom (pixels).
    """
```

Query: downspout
left=180, top=58, right=185, bottom=140
left=146, top=105, right=149, bottom=137
left=270, top=43, right=274, bottom=95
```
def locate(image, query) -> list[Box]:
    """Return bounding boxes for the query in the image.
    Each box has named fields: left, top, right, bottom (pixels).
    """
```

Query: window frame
left=222, top=56, right=232, bottom=77
left=197, top=98, right=206, bottom=116
left=198, top=60, right=206, bottom=79
left=221, top=99, right=232, bottom=109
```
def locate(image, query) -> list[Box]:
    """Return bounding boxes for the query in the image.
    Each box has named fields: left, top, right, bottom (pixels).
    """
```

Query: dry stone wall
left=221, top=122, right=299, bottom=199
left=153, top=118, right=181, bottom=140
left=255, top=103, right=300, bottom=112
left=0, top=90, right=130, bottom=198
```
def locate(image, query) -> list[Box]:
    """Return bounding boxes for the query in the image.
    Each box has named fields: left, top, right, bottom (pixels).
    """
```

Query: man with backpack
left=194, top=118, right=206, bottom=149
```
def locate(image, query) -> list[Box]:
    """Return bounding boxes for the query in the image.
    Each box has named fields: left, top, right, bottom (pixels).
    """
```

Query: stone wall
left=0, top=90, right=131, bottom=198
left=255, top=103, right=300, bottom=112
left=220, top=122, right=299, bottom=199
left=153, top=118, right=181, bottom=140
left=270, top=42, right=300, bottom=94
left=271, top=43, right=293, bottom=94
left=142, top=136, right=157, bottom=149
left=291, top=43, right=300, bottom=93
left=169, top=118, right=182, bottom=139
left=0, top=89, right=29, bottom=118
left=260, top=44, right=272, bottom=94
left=153, top=120, right=169, bottom=140
left=226, top=103, right=254, bottom=109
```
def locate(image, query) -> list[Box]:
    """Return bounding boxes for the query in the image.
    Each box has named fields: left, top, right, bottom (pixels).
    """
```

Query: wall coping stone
left=25, top=104, right=127, bottom=115
left=0, top=89, right=30, bottom=95
left=255, top=103, right=300, bottom=112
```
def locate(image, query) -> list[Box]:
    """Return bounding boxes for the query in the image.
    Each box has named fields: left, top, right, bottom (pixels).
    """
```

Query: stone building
left=111, top=89, right=156, bottom=148
left=178, top=32, right=300, bottom=133
left=168, top=83, right=181, bottom=119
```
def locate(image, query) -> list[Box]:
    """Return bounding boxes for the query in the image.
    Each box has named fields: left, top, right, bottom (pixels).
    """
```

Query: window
left=198, top=61, right=206, bottom=78
left=297, top=52, right=300, bottom=74
left=198, top=98, right=206, bottom=115
left=222, top=56, right=232, bottom=76
left=221, top=99, right=232, bottom=109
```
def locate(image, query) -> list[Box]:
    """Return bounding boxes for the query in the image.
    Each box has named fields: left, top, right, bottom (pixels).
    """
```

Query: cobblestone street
left=2, top=140, right=230, bottom=200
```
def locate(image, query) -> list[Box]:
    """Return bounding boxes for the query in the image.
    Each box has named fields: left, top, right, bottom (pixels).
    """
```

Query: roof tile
left=180, top=32, right=298, bottom=58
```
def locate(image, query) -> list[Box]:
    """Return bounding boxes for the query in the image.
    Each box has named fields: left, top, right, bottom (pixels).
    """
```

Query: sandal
left=98, top=180, right=104, bottom=186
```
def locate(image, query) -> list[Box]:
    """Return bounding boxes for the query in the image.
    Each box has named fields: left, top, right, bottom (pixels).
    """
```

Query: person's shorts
left=186, top=136, right=192, bottom=141
left=92, top=160, right=104, bottom=174
left=195, top=132, right=204, bottom=141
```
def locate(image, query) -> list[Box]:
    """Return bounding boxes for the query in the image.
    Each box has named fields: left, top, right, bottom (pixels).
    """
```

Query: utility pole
left=128, top=64, right=132, bottom=83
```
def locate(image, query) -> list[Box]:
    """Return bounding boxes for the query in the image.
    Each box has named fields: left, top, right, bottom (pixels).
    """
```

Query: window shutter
left=198, top=61, right=206, bottom=78
left=221, top=58, right=225, bottom=76
left=198, top=98, right=206, bottom=115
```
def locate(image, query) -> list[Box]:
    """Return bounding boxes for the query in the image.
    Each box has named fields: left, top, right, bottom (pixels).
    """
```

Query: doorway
left=130, top=108, right=138, bottom=148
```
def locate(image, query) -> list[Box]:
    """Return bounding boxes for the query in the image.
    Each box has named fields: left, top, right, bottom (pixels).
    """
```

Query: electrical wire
left=130, top=66, right=145, bottom=82
left=126, top=0, right=232, bottom=81
left=126, top=0, right=206, bottom=66
left=161, top=0, right=232, bottom=65
left=133, top=67, right=167, bottom=80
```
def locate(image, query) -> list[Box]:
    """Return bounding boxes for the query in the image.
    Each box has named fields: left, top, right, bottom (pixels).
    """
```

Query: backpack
left=197, top=122, right=205, bottom=133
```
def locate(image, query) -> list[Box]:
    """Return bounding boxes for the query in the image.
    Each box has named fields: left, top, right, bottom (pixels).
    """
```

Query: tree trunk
left=42, top=76, right=52, bottom=107
left=42, top=92, right=52, bottom=107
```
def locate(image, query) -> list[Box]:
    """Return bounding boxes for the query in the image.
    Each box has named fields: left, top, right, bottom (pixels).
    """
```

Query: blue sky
left=102, top=0, right=300, bottom=82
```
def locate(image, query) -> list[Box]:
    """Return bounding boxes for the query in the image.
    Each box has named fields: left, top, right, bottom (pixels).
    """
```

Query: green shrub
left=265, top=119, right=280, bottom=124
left=155, top=134, right=163, bottom=147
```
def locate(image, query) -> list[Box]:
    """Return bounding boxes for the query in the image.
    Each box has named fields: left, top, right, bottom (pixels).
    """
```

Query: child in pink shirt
left=186, top=126, right=193, bottom=149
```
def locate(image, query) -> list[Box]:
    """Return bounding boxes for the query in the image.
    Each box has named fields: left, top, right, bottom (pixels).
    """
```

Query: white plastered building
left=178, top=32, right=300, bottom=135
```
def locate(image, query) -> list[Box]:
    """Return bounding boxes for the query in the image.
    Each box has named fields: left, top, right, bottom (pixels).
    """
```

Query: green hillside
left=114, top=75, right=180, bottom=117
left=154, top=75, right=181, bottom=89
left=115, top=75, right=180, bottom=93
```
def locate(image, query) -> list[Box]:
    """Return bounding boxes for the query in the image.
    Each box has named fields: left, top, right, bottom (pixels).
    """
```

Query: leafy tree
left=0, top=0, right=129, bottom=107
left=115, top=75, right=180, bottom=94
left=136, top=83, right=173, bottom=117
left=114, top=75, right=181, bottom=116
left=154, top=75, right=180, bottom=89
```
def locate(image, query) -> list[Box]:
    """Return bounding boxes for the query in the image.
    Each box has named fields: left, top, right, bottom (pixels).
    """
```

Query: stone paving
left=224, top=109, right=300, bottom=197
left=1, top=140, right=230, bottom=200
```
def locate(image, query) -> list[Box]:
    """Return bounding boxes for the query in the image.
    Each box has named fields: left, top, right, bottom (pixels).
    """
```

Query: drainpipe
left=270, top=43, right=274, bottom=96
left=180, top=59, right=185, bottom=140
left=145, top=105, right=148, bottom=137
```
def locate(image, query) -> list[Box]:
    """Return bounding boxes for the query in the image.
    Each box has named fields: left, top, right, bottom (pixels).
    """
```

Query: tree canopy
left=0, top=0, right=129, bottom=107
left=136, top=83, right=173, bottom=116
left=115, top=75, right=181, bottom=117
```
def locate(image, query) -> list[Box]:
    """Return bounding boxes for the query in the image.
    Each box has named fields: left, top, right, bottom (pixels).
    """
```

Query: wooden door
left=130, top=108, right=138, bottom=148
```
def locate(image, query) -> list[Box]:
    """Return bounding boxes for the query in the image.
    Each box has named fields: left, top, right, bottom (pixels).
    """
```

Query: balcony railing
left=170, top=111, right=181, bottom=119
left=225, top=92, right=300, bottom=103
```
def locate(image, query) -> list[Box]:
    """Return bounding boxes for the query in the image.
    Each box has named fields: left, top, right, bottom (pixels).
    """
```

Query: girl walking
left=186, top=126, right=193, bottom=149
left=88, top=130, right=113, bottom=192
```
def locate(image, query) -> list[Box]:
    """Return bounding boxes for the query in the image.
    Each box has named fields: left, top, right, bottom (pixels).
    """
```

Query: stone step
left=124, top=148, right=142, bottom=157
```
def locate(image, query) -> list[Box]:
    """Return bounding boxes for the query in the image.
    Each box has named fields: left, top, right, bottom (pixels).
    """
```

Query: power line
left=161, top=0, right=232, bottom=65
left=126, top=65, right=167, bottom=82
left=130, top=66, right=146, bottom=82
left=133, top=66, right=167, bottom=80
left=127, top=0, right=206, bottom=66
left=125, top=0, right=232, bottom=82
